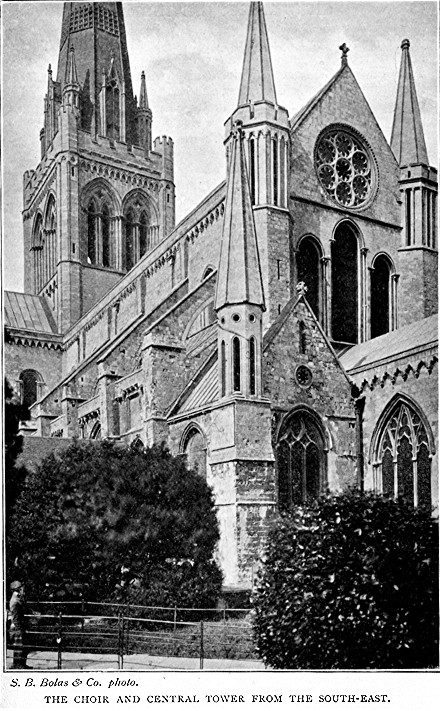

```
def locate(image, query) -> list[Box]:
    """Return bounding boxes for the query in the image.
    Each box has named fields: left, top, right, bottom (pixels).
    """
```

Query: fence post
left=118, top=610, right=124, bottom=670
left=57, top=612, right=63, bottom=670
left=81, top=599, right=85, bottom=634
left=199, top=621, right=204, bottom=671
left=173, top=605, right=177, bottom=634
left=125, top=603, right=130, bottom=656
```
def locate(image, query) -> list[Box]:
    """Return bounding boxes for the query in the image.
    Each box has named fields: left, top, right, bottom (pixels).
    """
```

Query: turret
left=391, top=39, right=438, bottom=326
left=224, top=2, right=291, bottom=328
left=62, top=47, right=80, bottom=110
left=215, top=124, right=265, bottom=399
left=137, top=71, right=152, bottom=155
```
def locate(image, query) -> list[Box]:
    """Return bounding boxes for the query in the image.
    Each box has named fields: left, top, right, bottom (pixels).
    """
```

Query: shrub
left=8, top=440, right=222, bottom=608
left=252, top=491, right=438, bottom=669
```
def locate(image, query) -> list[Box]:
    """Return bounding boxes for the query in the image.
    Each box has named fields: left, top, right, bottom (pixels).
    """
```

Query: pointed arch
left=19, top=369, right=44, bottom=409
left=370, top=393, right=435, bottom=510
left=31, top=212, right=44, bottom=291
left=331, top=220, right=362, bottom=344
left=180, top=423, right=207, bottom=479
left=82, top=179, right=118, bottom=268
left=370, top=252, right=396, bottom=338
left=276, top=406, right=329, bottom=509
left=296, top=234, right=323, bottom=320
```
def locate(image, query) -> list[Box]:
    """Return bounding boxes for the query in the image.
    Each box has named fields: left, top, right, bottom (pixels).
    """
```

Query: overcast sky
left=2, top=1, right=437, bottom=292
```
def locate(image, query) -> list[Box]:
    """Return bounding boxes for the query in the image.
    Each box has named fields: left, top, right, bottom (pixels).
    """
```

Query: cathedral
left=4, top=2, right=438, bottom=589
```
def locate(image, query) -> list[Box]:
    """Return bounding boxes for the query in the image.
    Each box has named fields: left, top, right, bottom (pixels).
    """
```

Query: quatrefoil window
left=315, top=128, right=375, bottom=208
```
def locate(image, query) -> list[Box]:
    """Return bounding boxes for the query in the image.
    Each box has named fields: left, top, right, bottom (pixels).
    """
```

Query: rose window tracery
left=316, top=128, right=374, bottom=208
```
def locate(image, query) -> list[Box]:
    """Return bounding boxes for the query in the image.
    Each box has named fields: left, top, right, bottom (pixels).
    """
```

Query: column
left=391, top=273, right=400, bottom=330
left=360, top=247, right=368, bottom=343
left=320, top=256, right=330, bottom=333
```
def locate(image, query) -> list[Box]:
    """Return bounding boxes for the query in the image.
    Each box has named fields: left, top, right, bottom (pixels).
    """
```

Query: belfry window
left=296, top=237, right=322, bottom=319
left=277, top=410, right=326, bottom=509
left=106, top=77, right=120, bottom=141
left=139, top=211, right=148, bottom=257
left=371, top=255, right=392, bottom=338
left=87, top=200, right=98, bottom=264
left=125, top=210, right=135, bottom=271
left=376, top=401, right=432, bottom=510
left=102, top=204, right=111, bottom=267
left=331, top=223, right=358, bottom=344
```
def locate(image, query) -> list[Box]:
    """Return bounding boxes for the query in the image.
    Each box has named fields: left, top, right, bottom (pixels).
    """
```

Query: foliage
left=8, top=440, right=222, bottom=607
left=252, top=491, right=438, bottom=669
left=4, top=378, right=29, bottom=533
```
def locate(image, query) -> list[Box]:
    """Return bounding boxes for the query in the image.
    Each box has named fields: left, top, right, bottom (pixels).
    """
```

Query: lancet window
left=183, top=427, right=207, bottom=479
left=371, top=254, right=393, bottom=338
left=296, top=236, right=322, bottom=320
left=86, top=196, right=115, bottom=268
left=331, top=222, right=358, bottom=344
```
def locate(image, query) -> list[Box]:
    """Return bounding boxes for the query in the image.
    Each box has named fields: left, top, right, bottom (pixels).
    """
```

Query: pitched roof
left=4, top=291, right=58, bottom=334
left=168, top=348, right=218, bottom=417
left=390, top=39, right=429, bottom=166
left=215, top=128, right=265, bottom=311
left=290, top=65, right=345, bottom=132
left=238, top=2, right=277, bottom=106
left=340, top=315, right=438, bottom=374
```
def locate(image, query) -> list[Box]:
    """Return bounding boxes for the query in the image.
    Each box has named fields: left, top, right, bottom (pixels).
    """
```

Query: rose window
left=315, top=128, right=374, bottom=208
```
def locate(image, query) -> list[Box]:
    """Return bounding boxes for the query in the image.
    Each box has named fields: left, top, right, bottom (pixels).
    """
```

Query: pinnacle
left=238, top=2, right=277, bottom=107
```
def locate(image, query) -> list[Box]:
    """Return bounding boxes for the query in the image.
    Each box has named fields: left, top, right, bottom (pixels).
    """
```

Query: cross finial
left=339, top=43, right=350, bottom=65
left=296, top=281, right=308, bottom=296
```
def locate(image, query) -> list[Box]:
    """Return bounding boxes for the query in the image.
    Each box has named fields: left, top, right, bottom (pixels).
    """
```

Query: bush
left=252, top=491, right=438, bottom=669
left=8, top=440, right=222, bottom=608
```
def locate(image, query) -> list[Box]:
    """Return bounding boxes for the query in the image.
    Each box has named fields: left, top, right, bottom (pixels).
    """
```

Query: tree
left=8, top=440, right=222, bottom=606
left=4, top=378, right=29, bottom=532
left=252, top=491, right=438, bottom=669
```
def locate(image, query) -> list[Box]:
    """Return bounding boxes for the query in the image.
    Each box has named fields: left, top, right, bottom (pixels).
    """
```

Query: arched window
left=102, top=203, right=111, bottom=267
left=90, top=422, right=102, bottom=440
left=376, top=400, right=432, bottom=510
left=44, top=195, right=57, bottom=277
left=371, top=255, right=392, bottom=338
left=221, top=340, right=226, bottom=397
left=106, top=74, right=120, bottom=141
left=272, top=137, right=279, bottom=206
left=298, top=321, right=307, bottom=354
left=87, top=199, right=98, bottom=264
left=139, top=211, right=148, bottom=257
left=249, top=337, right=256, bottom=395
left=183, top=427, right=207, bottom=479
left=297, top=237, right=321, bottom=319
left=32, top=214, right=44, bottom=292
left=19, top=370, right=42, bottom=410
left=125, top=210, right=135, bottom=271
left=233, top=337, right=241, bottom=392
left=249, top=136, right=256, bottom=205
left=331, top=222, right=358, bottom=344
left=277, top=409, right=326, bottom=509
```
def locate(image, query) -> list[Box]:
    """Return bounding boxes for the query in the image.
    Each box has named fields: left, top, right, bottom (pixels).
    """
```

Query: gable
left=263, top=296, right=353, bottom=417
left=290, top=64, right=400, bottom=225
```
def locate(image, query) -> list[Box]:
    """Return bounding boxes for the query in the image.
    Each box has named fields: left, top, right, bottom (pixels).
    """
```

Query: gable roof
left=4, top=291, right=58, bottom=335
left=340, top=315, right=438, bottom=374
left=290, top=65, right=344, bottom=132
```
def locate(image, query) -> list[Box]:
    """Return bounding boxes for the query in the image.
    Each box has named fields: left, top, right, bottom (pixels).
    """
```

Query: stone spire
left=57, top=2, right=137, bottom=141
left=139, top=70, right=149, bottom=109
left=215, top=124, right=265, bottom=311
left=238, top=2, right=277, bottom=106
left=390, top=39, right=429, bottom=167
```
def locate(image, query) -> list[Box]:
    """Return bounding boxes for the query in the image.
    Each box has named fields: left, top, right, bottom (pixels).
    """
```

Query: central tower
left=23, top=2, right=175, bottom=333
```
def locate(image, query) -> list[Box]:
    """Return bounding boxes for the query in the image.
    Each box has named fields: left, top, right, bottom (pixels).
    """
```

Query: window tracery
left=315, top=127, right=375, bottom=208
left=377, top=401, right=432, bottom=510
left=277, top=410, right=326, bottom=508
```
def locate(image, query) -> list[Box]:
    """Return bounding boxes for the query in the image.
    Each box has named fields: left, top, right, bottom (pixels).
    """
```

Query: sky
left=2, top=0, right=438, bottom=293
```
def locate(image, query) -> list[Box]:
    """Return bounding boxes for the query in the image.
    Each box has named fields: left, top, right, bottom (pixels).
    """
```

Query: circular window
left=295, top=365, right=313, bottom=389
left=249, top=314, right=256, bottom=323
left=220, top=317, right=225, bottom=324
left=315, top=127, right=375, bottom=209
left=232, top=313, right=240, bottom=322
